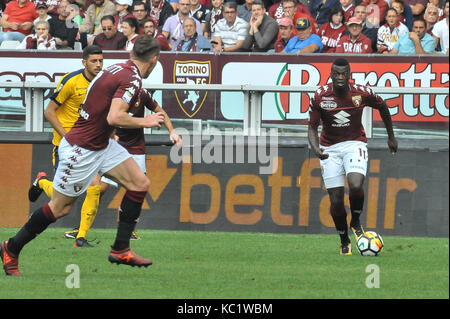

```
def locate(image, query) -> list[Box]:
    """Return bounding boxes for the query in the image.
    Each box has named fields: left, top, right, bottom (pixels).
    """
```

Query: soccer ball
left=356, top=231, right=384, bottom=256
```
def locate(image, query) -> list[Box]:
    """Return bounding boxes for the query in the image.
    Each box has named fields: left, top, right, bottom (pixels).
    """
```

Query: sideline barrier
left=1, top=81, right=448, bottom=136
left=0, top=134, right=448, bottom=238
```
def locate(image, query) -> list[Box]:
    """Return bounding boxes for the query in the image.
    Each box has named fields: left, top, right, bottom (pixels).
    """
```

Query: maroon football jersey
left=116, top=89, right=157, bottom=155
left=335, top=34, right=373, bottom=53
left=309, top=83, right=384, bottom=146
left=65, top=60, right=142, bottom=150
left=318, top=22, right=347, bottom=53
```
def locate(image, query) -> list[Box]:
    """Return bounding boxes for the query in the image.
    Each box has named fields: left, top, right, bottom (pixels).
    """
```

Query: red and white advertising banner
left=0, top=52, right=448, bottom=123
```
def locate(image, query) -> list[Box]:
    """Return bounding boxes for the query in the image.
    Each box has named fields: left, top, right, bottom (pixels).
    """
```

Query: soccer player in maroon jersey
left=1, top=35, right=165, bottom=275
left=308, top=58, right=398, bottom=255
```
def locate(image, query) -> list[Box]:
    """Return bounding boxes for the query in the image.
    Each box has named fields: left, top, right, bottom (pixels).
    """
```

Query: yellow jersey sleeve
left=49, top=69, right=90, bottom=146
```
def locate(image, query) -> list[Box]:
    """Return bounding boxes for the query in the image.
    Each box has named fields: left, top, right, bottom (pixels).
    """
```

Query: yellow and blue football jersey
left=50, top=69, right=91, bottom=146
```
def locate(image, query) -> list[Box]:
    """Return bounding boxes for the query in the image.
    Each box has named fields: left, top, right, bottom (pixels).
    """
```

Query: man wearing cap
left=335, top=16, right=373, bottom=53
left=114, top=0, right=134, bottom=33
left=242, top=0, right=279, bottom=52
left=274, top=17, right=294, bottom=52
left=282, top=17, right=323, bottom=53
left=34, top=2, right=52, bottom=26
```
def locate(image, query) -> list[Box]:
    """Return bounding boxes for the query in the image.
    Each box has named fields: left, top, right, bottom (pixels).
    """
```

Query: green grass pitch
left=0, top=227, right=448, bottom=299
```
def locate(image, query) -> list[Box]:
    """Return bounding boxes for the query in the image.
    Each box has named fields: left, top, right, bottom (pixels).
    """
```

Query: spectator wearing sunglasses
left=92, top=15, right=127, bottom=50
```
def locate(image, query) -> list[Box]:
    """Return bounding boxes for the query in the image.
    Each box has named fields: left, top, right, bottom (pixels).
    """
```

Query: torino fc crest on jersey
left=352, top=95, right=362, bottom=107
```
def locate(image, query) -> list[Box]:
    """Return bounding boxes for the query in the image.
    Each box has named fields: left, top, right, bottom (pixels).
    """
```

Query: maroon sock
left=112, top=191, right=147, bottom=251
left=7, top=203, right=56, bottom=255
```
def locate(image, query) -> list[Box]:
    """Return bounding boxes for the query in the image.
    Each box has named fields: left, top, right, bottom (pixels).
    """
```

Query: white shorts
left=53, top=138, right=132, bottom=197
left=101, top=154, right=146, bottom=188
left=319, top=140, right=368, bottom=189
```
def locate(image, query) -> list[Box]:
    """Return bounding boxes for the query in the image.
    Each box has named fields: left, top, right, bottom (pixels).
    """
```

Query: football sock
left=39, top=179, right=53, bottom=198
left=349, top=188, right=364, bottom=228
left=330, top=203, right=350, bottom=245
left=7, top=203, right=56, bottom=256
left=77, top=185, right=101, bottom=239
left=112, top=190, right=146, bottom=251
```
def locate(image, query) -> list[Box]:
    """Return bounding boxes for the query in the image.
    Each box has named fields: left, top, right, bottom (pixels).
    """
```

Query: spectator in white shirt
left=377, top=7, right=409, bottom=53
left=211, top=1, right=249, bottom=52
left=17, top=20, right=56, bottom=50
left=432, top=0, right=449, bottom=54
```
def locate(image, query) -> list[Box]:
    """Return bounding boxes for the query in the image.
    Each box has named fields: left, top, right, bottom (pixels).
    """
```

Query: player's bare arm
left=44, top=100, right=67, bottom=138
left=153, top=104, right=182, bottom=146
left=372, top=101, right=398, bottom=155
left=108, top=98, right=164, bottom=128
left=307, top=124, right=329, bottom=160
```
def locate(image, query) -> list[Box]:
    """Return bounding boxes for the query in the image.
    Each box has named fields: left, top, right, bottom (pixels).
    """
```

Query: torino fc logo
left=173, top=60, right=211, bottom=118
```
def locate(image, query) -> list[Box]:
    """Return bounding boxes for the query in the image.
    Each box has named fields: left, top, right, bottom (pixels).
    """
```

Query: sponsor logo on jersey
left=332, top=110, right=351, bottom=127
left=320, top=100, right=338, bottom=110
left=173, top=60, right=211, bottom=118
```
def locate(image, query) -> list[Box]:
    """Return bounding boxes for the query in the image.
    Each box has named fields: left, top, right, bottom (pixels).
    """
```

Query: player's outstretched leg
left=108, top=190, right=152, bottom=267
left=1, top=203, right=57, bottom=276
left=0, top=241, right=20, bottom=276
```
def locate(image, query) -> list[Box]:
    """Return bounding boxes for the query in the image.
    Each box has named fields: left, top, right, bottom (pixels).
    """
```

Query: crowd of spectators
left=0, top=0, right=447, bottom=54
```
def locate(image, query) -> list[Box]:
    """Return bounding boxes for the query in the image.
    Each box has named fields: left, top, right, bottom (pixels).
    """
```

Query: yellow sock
left=77, top=185, right=101, bottom=239
left=39, top=179, right=53, bottom=198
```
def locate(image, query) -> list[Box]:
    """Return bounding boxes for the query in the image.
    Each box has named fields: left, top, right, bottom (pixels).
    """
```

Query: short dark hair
left=101, top=15, right=115, bottom=25
left=123, top=17, right=139, bottom=32
left=385, top=7, right=398, bottom=17
left=413, top=16, right=426, bottom=27
left=251, top=0, right=265, bottom=8
left=132, top=35, right=160, bottom=62
left=82, top=45, right=103, bottom=60
left=132, top=1, right=147, bottom=11
left=332, top=58, right=349, bottom=68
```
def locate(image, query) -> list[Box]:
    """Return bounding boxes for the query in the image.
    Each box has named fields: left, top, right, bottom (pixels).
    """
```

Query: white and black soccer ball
left=357, top=231, right=384, bottom=256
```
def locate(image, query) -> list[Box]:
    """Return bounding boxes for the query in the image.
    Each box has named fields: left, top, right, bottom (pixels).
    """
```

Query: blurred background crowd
left=0, top=0, right=448, bottom=54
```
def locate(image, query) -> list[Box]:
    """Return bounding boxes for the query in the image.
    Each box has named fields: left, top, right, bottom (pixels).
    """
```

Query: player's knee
left=136, top=176, right=150, bottom=191
left=348, top=181, right=364, bottom=194
left=347, top=173, right=364, bottom=193
left=48, top=204, right=71, bottom=219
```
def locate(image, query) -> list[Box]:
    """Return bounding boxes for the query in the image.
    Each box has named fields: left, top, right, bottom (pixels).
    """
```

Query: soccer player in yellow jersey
left=28, top=45, right=106, bottom=247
